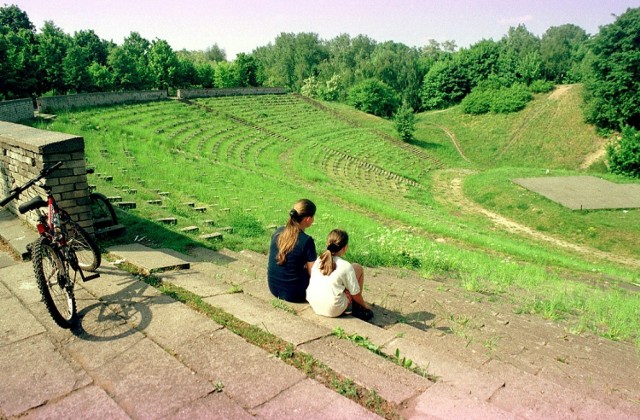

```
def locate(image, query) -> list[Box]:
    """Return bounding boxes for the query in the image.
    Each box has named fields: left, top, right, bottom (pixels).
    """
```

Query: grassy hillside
left=30, top=85, right=639, bottom=345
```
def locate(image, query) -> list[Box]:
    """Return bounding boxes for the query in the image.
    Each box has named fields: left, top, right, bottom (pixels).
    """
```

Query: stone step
left=107, top=244, right=190, bottom=275
left=179, top=226, right=199, bottom=233
left=94, top=223, right=126, bottom=239
left=156, top=217, right=177, bottom=225
left=115, top=201, right=136, bottom=209
left=159, top=261, right=431, bottom=406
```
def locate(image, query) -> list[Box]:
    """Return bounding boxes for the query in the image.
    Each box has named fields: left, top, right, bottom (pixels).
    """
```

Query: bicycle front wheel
left=32, top=237, right=77, bottom=328
left=63, top=220, right=101, bottom=271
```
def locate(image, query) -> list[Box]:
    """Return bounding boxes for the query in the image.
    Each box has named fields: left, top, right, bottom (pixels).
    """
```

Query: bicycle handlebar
left=0, top=161, right=63, bottom=207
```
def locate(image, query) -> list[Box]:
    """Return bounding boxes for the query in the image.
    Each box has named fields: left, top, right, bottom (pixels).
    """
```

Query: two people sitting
left=267, top=198, right=373, bottom=321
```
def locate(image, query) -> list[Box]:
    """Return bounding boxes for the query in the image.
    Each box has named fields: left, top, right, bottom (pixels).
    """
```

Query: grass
left=29, top=88, right=640, bottom=346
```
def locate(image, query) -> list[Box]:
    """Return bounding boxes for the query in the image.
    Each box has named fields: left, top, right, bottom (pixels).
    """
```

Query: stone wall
left=177, top=87, right=286, bottom=99
left=0, top=121, right=93, bottom=235
left=37, top=90, right=168, bottom=113
left=0, top=99, right=35, bottom=122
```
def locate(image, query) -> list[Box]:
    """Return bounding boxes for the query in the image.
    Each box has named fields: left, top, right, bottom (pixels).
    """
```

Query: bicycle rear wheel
left=32, top=237, right=77, bottom=328
left=90, top=192, right=118, bottom=229
left=63, top=219, right=101, bottom=271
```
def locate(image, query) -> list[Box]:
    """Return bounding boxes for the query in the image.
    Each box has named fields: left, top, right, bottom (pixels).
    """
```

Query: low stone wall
left=37, top=90, right=168, bottom=113
left=0, top=121, right=93, bottom=234
left=176, top=87, right=286, bottom=99
left=0, top=99, right=35, bottom=122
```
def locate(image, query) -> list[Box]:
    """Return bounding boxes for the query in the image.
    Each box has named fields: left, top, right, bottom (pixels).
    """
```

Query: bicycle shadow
left=369, top=305, right=452, bottom=334
left=73, top=265, right=174, bottom=342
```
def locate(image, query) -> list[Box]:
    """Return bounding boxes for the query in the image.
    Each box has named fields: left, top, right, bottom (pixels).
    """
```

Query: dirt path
left=434, top=169, right=639, bottom=269
left=438, top=125, right=471, bottom=162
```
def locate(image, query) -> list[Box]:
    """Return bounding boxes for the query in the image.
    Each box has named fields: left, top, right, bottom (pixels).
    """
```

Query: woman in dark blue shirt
left=267, top=199, right=317, bottom=303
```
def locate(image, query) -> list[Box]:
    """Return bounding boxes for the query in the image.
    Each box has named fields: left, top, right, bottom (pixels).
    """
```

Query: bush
left=394, top=103, right=416, bottom=141
left=461, top=89, right=492, bottom=114
left=529, top=79, right=555, bottom=93
left=607, top=126, right=640, bottom=178
left=490, top=83, right=532, bottom=114
left=348, top=78, right=400, bottom=117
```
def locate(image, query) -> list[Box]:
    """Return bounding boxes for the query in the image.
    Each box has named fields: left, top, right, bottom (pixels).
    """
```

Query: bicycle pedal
left=83, top=273, right=100, bottom=282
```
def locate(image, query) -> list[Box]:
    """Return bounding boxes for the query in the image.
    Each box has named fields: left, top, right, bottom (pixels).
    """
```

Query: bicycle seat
left=18, top=196, right=47, bottom=214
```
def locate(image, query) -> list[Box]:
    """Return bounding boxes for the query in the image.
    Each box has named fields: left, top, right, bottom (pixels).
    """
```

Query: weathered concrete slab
left=0, top=209, right=38, bottom=260
left=253, top=378, right=382, bottom=419
left=482, top=359, right=637, bottom=419
left=160, top=267, right=232, bottom=297
left=298, top=306, right=399, bottom=347
left=402, top=381, right=518, bottom=419
left=383, top=335, right=505, bottom=402
left=178, top=327, right=306, bottom=409
left=21, top=385, right=130, bottom=420
left=299, top=336, right=432, bottom=405
left=204, top=293, right=330, bottom=346
left=0, top=334, right=91, bottom=417
left=513, top=176, right=640, bottom=210
left=0, top=291, right=46, bottom=346
left=0, top=251, right=16, bottom=268
left=0, top=261, right=42, bottom=304
left=107, top=243, right=190, bottom=274
left=165, top=392, right=255, bottom=419
left=92, top=338, right=214, bottom=419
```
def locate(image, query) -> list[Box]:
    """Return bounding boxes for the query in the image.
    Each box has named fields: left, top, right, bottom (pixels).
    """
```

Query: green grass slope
left=30, top=86, right=639, bottom=345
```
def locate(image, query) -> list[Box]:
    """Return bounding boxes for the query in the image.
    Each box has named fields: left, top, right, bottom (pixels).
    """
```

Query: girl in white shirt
left=306, top=229, right=373, bottom=320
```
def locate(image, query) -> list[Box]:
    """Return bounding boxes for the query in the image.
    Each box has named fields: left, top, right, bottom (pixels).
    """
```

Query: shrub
left=461, top=89, right=492, bottom=114
left=348, top=78, right=400, bottom=118
left=394, top=103, right=416, bottom=141
left=529, top=79, right=555, bottom=93
left=490, top=83, right=532, bottom=114
left=607, top=126, right=640, bottom=178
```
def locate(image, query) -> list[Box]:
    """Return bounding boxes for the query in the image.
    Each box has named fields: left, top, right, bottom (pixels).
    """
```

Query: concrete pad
left=92, top=337, right=213, bottom=419
left=253, top=378, right=382, bottom=419
left=0, top=209, right=38, bottom=260
left=0, top=293, right=45, bottom=346
left=482, top=359, right=637, bottom=419
left=107, top=243, right=190, bottom=274
left=135, top=296, right=224, bottom=351
left=164, top=392, right=254, bottom=419
left=178, top=327, right=306, bottom=409
left=0, top=251, right=16, bottom=268
left=21, top=385, right=130, bottom=420
left=299, top=307, right=399, bottom=348
left=513, top=176, right=640, bottom=210
left=402, top=381, right=517, bottom=420
left=0, top=334, right=90, bottom=417
left=0, top=262, right=41, bottom=304
left=384, top=335, right=505, bottom=402
left=299, top=336, right=431, bottom=405
left=161, top=268, right=232, bottom=297
left=204, top=293, right=330, bottom=346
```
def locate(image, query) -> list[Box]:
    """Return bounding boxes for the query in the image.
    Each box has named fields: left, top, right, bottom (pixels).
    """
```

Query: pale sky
left=10, top=0, right=640, bottom=59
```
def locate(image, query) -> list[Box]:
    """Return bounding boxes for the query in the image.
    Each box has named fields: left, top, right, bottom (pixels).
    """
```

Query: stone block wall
left=0, top=121, right=93, bottom=235
left=177, top=87, right=286, bottom=99
left=37, top=90, right=168, bottom=113
left=0, top=99, right=35, bottom=122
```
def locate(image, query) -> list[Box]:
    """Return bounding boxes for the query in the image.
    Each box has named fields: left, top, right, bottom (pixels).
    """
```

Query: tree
left=108, top=32, right=152, bottom=90
left=35, top=21, right=69, bottom=94
left=0, top=4, right=34, bottom=32
left=420, top=58, right=470, bottom=110
left=213, top=61, right=238, bottom=87
left=204, top=43, right=226, bottom=62
left=234, top=53, right=258, bottom=87
left=540, top=24, right=589, bottom=83
left=148, top=39, right=179, bottom=90
left=394, top=102, right=416, bottom=141
left=584, top=7, right=640, bottom=130
left=348, top=78, right=399, bottom=117
left=607, top=126, right=640, bottom=178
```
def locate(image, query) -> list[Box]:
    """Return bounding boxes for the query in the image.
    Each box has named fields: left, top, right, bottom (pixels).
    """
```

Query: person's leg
left=352, top=263, right=364, bottom=291
left=350, top=263, right=373, bottom=320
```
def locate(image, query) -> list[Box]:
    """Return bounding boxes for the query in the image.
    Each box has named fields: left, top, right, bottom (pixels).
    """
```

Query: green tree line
left=1, top=4, right=638, bottom=176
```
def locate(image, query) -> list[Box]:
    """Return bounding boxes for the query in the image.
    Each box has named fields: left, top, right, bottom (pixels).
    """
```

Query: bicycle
left=0, top=161, right=101, bottom=328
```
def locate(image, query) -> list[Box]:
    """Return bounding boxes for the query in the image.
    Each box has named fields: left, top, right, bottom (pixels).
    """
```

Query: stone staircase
left=106, top=244, right=640, bottom=419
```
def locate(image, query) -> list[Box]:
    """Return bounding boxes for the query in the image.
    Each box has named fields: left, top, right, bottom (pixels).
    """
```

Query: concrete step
left=107, top=244, right=190, bottom=274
